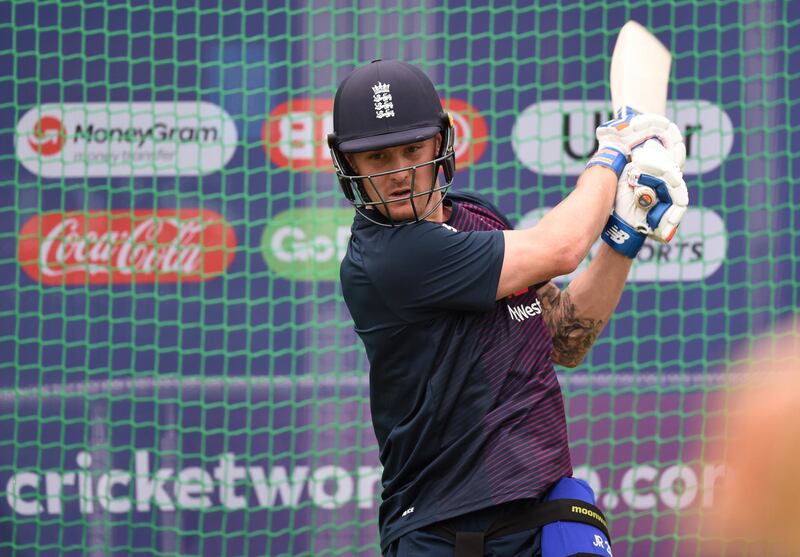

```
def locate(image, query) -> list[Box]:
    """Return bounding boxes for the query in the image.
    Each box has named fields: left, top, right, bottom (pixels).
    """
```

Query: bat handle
left=631, top=138, right=666, bottom=210
left=633, top=185, right=657, bottom=210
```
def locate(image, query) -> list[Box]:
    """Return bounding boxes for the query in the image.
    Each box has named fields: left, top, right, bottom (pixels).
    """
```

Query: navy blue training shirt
left=340, top=192, right=572, bottom=552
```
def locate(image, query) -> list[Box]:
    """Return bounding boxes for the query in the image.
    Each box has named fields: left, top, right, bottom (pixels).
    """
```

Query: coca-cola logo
left=28, top=116, right=66, bottom=156
left=18, top=210, right=236, bottom=285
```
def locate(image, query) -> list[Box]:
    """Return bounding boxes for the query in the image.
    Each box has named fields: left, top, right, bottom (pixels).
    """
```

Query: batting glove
left=587, top=107, right=687, bottom=178
left=601, top=140, right=689, bottom=257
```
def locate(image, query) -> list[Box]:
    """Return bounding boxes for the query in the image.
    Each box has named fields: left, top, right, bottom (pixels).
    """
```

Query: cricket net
left=1, top=1, right=797, bottom=556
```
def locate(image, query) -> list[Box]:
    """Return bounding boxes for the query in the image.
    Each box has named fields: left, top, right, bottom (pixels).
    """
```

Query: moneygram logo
left=511, top=100, right=734, bottom=175
left=517, top=207, right=726, bottom=282
left=28, top=116, right=67, bottom=156
left=16, top=102, right=238, bottom=177
left=263, top=97, right=487, bottom=171
left=261, top=208, right=353, bottom=281
left=18, top=210, right=236, bottom=285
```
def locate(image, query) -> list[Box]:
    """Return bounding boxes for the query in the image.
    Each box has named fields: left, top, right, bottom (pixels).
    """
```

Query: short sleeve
left=366, top=223, right=504, bottom=317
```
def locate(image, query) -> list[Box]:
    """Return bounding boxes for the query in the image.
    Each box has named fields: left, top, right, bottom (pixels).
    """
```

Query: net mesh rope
left=1, top=2, right=797, bottom=556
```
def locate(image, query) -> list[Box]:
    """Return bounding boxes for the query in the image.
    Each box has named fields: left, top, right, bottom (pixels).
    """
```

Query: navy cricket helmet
left=327, top=60, right=456, bottom=225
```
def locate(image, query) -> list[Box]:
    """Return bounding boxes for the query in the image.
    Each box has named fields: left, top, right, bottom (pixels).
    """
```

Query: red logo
left=263, top=97, right=488, bottom=170
left=18, top=210, right=236, bottom=285
left=28, top=116, right=67, bottom=156
left=442, top=98, right=488, bottom=167
left=263, top=98, right=334, bottom=171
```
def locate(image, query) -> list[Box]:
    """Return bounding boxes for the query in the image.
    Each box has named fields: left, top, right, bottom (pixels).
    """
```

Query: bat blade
left=610, top=21, right=671, bottom=115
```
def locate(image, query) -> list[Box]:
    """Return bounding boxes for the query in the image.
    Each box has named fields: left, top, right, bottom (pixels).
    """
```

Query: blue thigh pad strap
left=541, top=478, right=613, bottom=557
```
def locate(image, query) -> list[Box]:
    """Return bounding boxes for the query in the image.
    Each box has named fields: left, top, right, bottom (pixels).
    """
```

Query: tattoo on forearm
left=538, top=282, right=604, bottom=367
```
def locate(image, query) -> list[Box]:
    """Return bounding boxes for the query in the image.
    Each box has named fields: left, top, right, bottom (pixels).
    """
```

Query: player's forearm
left=497, top=165, right=618, bottom=298
left=538, top=243, right=633, bottom=367
left=565, top=242, right=633, bottom=326
left=534, top=165, right=617, bottom=266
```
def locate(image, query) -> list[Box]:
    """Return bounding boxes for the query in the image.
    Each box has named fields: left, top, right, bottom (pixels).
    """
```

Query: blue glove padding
left=586, top=107, right=641, bottom=178
left=637, top=172, right=672, bottom=231
left=586, top=146, right=628, bottom=178
left=601, top=212, right=646, bottom=258
left=631, top=143, right=689, bottom=243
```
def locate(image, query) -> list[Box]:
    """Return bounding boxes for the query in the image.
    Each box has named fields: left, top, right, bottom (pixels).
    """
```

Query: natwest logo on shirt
left=18, top=210, right=236, bottom=285
left=263, top=97, right=487, bottom=171
left=16, top=102, right=238, bottom=177
left=507, top=299, right=543, bottom=322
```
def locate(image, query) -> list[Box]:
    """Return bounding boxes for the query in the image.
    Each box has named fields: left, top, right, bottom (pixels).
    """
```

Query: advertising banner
left=1, top=2, right=793, bottom=556
left=1, top=379, right=718, bottom=556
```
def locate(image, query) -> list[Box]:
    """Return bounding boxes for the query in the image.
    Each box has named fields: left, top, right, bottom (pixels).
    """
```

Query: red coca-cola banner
left=18, top=209, right=236, bottom=285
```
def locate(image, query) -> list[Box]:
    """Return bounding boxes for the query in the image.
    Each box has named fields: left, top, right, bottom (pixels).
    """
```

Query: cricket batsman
left=329, top=60, right=688, bottom=557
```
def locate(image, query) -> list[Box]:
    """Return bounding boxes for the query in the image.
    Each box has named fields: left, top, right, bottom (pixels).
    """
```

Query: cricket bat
left=610, top=21, right=671, bottom=209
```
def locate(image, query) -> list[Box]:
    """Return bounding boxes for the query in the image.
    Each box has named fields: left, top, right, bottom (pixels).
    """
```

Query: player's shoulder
left=448, top=191, right=513, bottom=229
left=347, top=213, right=451, bottom=262
left=342, top=218, right=455, bottom=300
left=373, top=219, right=456, bottom=255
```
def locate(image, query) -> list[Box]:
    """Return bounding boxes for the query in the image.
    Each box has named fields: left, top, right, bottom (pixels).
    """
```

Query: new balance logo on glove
left=604, top=224, right=630, bottom=245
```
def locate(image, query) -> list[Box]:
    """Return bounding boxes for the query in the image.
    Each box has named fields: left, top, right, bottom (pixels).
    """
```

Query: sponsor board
left=5, top=451, right=383, bottom=515
left=264, top=98, right=335, bottom=171
left=18, top=210, right=236, bottom=285
left=516, top=207, right=726, bottom=282
left=16, top=102, right=238, bottom=177
left=261, top=208, right=353, bottom=281
left=0, top=378, right=721, bottom=557
left=3, top=451, right=718, bottom=516
left=511, top=100, right=734, bottom=175
left=263, top=205, right=725, bottom=283
left=263, top=97, right=487, bottom=171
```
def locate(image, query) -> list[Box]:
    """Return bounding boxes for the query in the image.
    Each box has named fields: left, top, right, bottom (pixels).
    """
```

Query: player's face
left=347, top=136, right=442, bottom=222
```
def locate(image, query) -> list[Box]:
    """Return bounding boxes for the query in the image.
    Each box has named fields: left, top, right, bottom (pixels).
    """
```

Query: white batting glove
left=632, top=141, right=689, bottom=242
left=601, top=141, right=689, bottom=257
left=587, top=107, right=687, bottom=177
